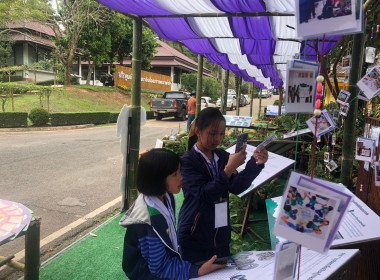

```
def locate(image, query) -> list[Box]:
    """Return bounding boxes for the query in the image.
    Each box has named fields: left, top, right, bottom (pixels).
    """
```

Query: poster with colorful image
left=273, top=172, right=352, bottom=253
left=286, top=68, right=316, bottom=113
left=357, top=65, right=380, bottom=100
left=295, top=0, right=356, bottom=39
left=342, top=55, right=351, bottom=69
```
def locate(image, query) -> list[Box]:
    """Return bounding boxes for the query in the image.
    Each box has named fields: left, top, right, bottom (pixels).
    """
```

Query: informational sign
left=266, top=189, right=380, bottom=250
left=192, top=248, right=359, bottom=280
left=266, top=105, right=285, bottom=116
left=224, top=115, right=253, bottom=128
left=115, top=65, right=172, bottom=91
left=283, top=128, right=312, bottom=139
left=225, top=144, right=294, bottom=198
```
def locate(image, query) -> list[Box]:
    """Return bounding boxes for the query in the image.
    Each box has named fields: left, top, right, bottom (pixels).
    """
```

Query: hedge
left=109, top=112, right=119, bottom=123
left=0, top=112, right=28, bottom=128
left=50, top=112, right=111, bottom=126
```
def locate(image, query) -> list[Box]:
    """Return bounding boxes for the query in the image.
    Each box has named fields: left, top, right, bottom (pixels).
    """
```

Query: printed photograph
left=333, top=109, right=340, bottom=120
left=365, top=47, right=376, bottom=64
left=375, top=161, right=380, bottom=187
left=296, top=0, right=356, bottom=38
left=324, top=152, right=330, bottom=163
left=286, top=68, right=316, bottom=113
left=336, top=90, right=351, bottom=105
left=342, top=55, right=351, bottom=69
left=278, top=185, right=338, bottom=241
left=326, top=160, right=338, bottom=172
left=357, top=65, right=380, bottom=100
left=355, top=137, right=376, bottom=162
left=306, top=109, right=337, bottom=137
left=339, top=104, right=349, bottom=116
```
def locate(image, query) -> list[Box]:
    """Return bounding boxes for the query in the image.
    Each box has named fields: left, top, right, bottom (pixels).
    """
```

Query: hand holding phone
left=235, top=133, right=248, bottom=153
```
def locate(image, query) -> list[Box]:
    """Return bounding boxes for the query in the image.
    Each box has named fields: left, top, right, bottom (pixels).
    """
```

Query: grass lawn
left=2, top=85, right=152, bottom=113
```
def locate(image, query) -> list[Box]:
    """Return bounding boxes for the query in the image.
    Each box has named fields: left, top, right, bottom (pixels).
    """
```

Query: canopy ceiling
left=97, top=0, right=340, bottom=89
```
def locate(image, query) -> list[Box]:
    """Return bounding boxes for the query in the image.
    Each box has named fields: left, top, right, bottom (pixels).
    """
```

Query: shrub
left=0, top=112, right=28, bottom=128
left=109, top=112, right=119, bottom=123
left=50, top=112, right=110, bottom=126
left=29, top=107, right=50, bottom=126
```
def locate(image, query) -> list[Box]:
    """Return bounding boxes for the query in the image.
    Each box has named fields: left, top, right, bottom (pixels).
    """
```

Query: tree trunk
left=64, top=50, right=76, bottom=87
left=86, top=61, right=93, bottom=85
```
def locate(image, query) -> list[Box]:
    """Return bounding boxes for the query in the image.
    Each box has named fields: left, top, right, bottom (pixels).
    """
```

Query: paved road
left=0, top=94, right=278, bottom=279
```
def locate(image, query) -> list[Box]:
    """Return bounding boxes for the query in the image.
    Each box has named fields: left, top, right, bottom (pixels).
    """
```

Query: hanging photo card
left=342, top=55, right=351, bottom=69
left=326, top=160, right=338, bottom=172
left=306, top=109, right=337, bottom=137
left=336, top=90, right=351, bottom=105
left=324, top=152, right=330, bottom=163
left=273, top=172, right=352, bottom=253
left=339, top=104, right=349, bottom=117
left=357, top=65, right=380, bottom=100
left=295, top=0, right=356, bottom=39
left=365, top=47, right=376, bottom=64
left=283, top=128, right=312, bottom=139
left=375, top=162, right=380, bottom=187
left=333, top=109, right=340, bottom=120
left=370, top=125, right=380, bottom=146
left=286, top=68, right=316, bottom=113
left=273, top=242, right=300, bottom=280
left=355, top=137, right=376, bottom=162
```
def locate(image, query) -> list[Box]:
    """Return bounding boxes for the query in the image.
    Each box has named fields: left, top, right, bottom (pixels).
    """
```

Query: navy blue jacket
left=121, top=194, right=199, bottom=280
left=178, top=147, right=264, bottom=255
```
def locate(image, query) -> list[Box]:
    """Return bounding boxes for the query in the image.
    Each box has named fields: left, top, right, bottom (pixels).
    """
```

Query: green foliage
left=50, top=112, right=111, bottom=126
left=109, top=112, right=119, bottom=123
left=0, top=112, right=28, bottom=127
left=240, top=82, right=249, bottom=95
left=72, top=85, right=116, bottom=92
left=181, top=73, right=222, bottom=101
left=163, top=136, right=189, bottom=157
left=29, top=107, right=50, bottom=126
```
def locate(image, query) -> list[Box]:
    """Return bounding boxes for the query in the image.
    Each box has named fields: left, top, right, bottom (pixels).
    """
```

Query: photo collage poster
left=285, top=68, right=316, bottom=113
left=296, top=0, right=362, bottom=39
left=274, top=172, right=352, bottom=253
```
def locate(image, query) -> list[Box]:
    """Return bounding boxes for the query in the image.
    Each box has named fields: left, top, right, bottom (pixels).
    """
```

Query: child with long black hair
left=178, top=108, right=268, bottom=264
left=120, top=149, right=224, bottom=280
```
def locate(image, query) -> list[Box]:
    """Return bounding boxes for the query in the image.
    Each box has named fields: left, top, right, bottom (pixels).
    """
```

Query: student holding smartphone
left=178, top=108, right=268, bottom=264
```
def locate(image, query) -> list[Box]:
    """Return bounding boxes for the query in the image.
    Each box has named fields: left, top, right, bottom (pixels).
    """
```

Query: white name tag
left=215, top=201, right=228, bottom=228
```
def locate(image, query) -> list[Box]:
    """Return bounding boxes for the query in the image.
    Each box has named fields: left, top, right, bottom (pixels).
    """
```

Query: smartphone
left=235, top=133, right=248, bottom=153
left=213, top=257, right=231, bottom=265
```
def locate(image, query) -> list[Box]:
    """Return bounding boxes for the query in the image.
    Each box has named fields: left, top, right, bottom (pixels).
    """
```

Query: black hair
left=284, top=204, right=291, bottom=212
left=296, top=225, right=304, bottom=233
left=296, top=193, right=301, bottom=198
left=136, top=148, right=182, bottom=196
left=188, top=107, right=226, bottom=150
left=311, top=196, right=316, bottom=201
left=328, top=206, right=333, bottom=211
left=306, top=221, right=314, bottom=228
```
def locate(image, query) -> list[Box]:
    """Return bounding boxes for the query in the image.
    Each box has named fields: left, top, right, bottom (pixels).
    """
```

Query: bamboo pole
left=196, top=55, right=203, bottom=117
left=142, top=12, right=294, bottom=18
left=278, top=85, right=284, bottom=116
left=24, top=218, right=40, bottom=280
left=340, top=23, right=366, bottom=188
left=258, top=89, right=262, bottom=119
left=249, top=84, right=255, bottom=117
left=223, top=70, right=229, bottom=114
left=125, top=16, right=142, bottom=208
left=235, top=76, right=241, bottom=116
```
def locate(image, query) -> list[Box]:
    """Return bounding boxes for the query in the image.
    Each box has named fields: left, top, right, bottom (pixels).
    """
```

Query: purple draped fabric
left=211, top=0, right=266, bottom=12
left=147, top=18, right=199, bottom=41
left=240, top=39, right=276, bottom=56
left=300, top=36, right=341, bottom=61
left=229, top=17, right=273, bottom=39
left=182, top=39, right=217, bottom=55
left=97, top=0, right=172, bottom=16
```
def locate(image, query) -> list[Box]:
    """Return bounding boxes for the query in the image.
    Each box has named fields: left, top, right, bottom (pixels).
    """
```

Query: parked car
left=216, top=95, right=236, bottom=111
left=150, top=91, right=189, bottom=120
left=272, top=89, right=279, bottom=95
left=244, top=94, right=251, bottom=104
left=259, top=90, right=272, bottom=98
left=227, top=89, right=236, bottom=96
left=201, top=97, right=217, bottom=110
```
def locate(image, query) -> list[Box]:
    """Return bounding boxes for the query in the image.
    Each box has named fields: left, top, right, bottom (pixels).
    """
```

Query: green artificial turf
left=39, top=214, right=126, bottom=280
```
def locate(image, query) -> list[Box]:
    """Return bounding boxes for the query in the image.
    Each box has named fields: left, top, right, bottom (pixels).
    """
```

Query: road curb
left=0, top=124, right=95, bottom=132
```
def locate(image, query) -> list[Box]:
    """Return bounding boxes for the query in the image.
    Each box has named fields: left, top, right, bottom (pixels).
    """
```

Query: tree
left=108, top=14, right=158, bottom=70
left=79, top=19, right=112, bottom=84
left=44, top=0, right=112, bottom=86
